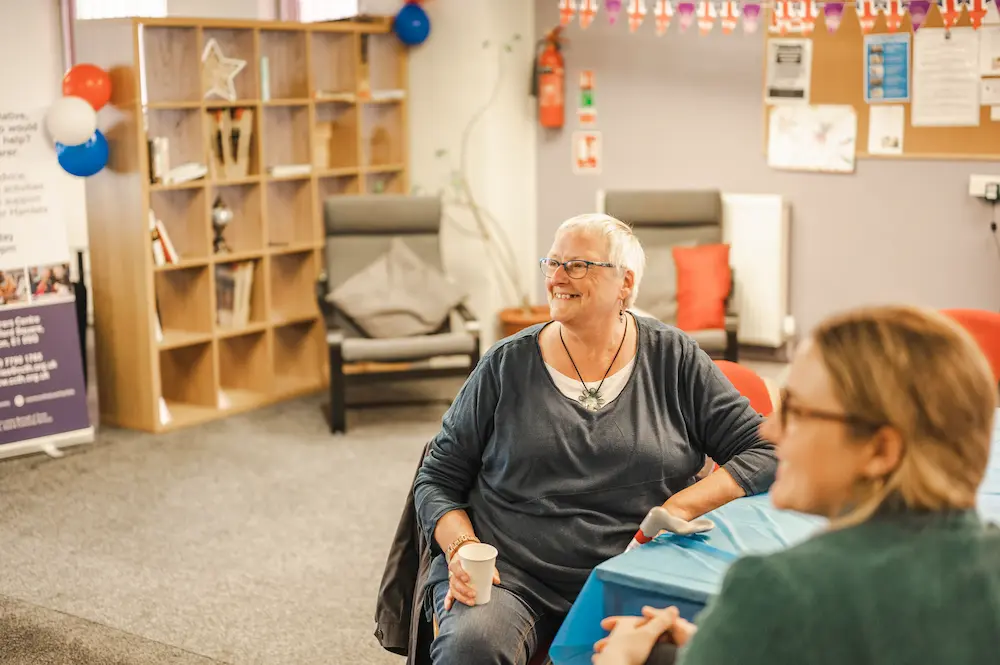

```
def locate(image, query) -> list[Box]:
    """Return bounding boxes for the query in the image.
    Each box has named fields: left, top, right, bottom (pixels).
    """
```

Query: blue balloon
left=56, top=130, right=108, bottom=177
left=393, top=3, right=431, bottom=46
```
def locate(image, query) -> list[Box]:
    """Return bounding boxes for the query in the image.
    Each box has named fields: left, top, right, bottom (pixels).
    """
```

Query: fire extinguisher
left=532, top=27, right=565, bottom=130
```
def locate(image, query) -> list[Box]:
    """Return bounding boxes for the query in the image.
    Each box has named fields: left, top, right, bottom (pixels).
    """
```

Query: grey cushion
left=329, top=238, right=465, bottom=339
left=635, top=242, right=695, bottom=323
left=336, top=331, right=477, bottom=363
left=688, top=328, right=728, bottom=352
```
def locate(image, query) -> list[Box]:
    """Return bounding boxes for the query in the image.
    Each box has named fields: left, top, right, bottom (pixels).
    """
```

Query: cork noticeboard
left=763, top=4, right=1000, bottom=160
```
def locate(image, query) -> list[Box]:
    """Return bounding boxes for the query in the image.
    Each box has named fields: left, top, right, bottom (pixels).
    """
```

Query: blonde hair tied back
left=811, top=305, right=998, bottom=528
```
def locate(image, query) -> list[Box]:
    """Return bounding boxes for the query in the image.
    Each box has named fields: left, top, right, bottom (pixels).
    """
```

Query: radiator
left=722, top=194, right=792, bottom=349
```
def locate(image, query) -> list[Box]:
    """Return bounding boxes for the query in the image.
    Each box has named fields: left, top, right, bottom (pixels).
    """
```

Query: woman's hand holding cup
left=444, top=542, right=500, bottom=610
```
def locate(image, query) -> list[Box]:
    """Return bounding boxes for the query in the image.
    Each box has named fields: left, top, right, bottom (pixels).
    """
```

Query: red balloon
left=62, top=64, right=111, bottom=111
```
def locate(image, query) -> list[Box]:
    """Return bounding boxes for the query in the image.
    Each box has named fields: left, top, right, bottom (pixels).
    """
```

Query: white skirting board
left=722, top=193, right=792, bottom=349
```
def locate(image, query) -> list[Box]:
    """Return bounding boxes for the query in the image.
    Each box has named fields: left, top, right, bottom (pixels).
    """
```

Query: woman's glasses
left=539, top=258, right=616, bottom=279
left=776, top=388, right=886, bottom=432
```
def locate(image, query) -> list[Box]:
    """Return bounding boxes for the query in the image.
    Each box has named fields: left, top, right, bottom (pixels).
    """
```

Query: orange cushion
left=672, top=243, right=732, bottom=331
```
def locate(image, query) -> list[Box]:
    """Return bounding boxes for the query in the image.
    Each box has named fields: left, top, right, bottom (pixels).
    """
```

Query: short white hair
left=555, top=213, right=646, bottom=308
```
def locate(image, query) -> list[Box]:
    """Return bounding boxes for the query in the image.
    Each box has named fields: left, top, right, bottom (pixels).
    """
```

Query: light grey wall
left=534, top=3, right=1000, bottom=337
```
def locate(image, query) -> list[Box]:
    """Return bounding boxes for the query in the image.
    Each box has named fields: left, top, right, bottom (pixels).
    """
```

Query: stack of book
left=215, top=261, right=255, bottom=328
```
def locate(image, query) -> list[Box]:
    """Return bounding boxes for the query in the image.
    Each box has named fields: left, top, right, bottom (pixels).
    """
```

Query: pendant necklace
left=559, top=316, right=628, bottom=412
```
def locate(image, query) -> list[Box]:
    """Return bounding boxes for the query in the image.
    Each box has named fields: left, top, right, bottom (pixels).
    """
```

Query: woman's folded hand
left=592, top=606, right=699, bottom=665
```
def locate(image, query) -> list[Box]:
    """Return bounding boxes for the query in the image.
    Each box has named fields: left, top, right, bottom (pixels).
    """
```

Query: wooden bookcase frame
left=74, top=16, right=409, bottom=432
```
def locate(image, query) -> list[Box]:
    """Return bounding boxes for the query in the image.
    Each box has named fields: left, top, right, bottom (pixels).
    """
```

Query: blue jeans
left=429, top=580, right=556, bottom=665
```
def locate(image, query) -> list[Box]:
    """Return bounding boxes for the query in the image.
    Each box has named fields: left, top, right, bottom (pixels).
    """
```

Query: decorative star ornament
left=202, top=38, right=246, bottom=102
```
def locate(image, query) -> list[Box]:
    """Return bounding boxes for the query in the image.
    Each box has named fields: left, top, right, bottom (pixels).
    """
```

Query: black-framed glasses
left=539, top=258, right=616, bottom=279
left=777, top=388, right=886, bottom=432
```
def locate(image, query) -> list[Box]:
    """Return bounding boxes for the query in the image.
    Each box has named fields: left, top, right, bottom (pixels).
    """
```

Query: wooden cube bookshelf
left=75, top=16, right=409, bottom=432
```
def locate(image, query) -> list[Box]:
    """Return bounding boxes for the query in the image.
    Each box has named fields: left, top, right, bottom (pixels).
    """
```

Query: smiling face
left=545, top=229, right=631, bottom=326
left=759, top=339, right=901, bottom=519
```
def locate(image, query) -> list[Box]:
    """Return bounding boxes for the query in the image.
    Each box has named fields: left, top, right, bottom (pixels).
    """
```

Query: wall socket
left=969, top=174, right=1000, bottom=198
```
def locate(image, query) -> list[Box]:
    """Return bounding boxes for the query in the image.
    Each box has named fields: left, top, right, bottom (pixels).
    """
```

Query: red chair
left=714, top=360, right=774, bottom=416
left=942, top=308, right=1000, bottom=385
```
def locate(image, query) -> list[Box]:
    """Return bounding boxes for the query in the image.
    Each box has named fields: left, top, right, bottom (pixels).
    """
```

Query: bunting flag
left=579, top=0, right=600, bottom=27
left=938, top=0, right=962, bottom=26
left=906, top=0, right=931, bottom=29
left=882, top=0, right=906, bottom=30
left=560, top=0, right=578, bottom=25
left=698, top=1, right=718, bottom=32
left=857, top=0, right=879, bottom=33
left=719, top=0, right=741, bottom=32
left=606, top=0, right=623, bottom=23
left=554, top=0, right=998, bottom=33
left=823, top=0, right=846, bottom=31
left=742, top=2, right=763, bottom=32
left=677, top=1, right=697, bottom=31
left=964, top=0, right=989, bottom=27
left=627, top=0, right=648, bottom=30
left=654, top=0, right=674, bottom=33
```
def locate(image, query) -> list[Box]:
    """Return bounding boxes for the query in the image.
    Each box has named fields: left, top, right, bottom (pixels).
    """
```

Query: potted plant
left=413, top=33, right=550, bottom=339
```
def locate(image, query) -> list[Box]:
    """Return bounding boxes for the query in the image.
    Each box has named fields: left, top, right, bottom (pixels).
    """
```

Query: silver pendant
left=578, top=387, right=604, bottom=411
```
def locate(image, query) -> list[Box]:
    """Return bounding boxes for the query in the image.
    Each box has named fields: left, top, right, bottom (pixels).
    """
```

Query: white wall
left=167, top=0, right=276, bottom=19
left=407, top=0, right=538, bottom=347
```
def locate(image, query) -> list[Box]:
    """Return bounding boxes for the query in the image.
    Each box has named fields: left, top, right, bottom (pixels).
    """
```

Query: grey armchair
left=598, top=189, right=739, bottom=362
left=317, top=195, right=480, bottom=434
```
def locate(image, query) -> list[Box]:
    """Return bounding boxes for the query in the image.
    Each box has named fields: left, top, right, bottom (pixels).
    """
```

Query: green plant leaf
left=482, top=40, right=490, bottom=48
left=434, top=148, right=448, bottom=158
left=504, top=44, right=512, bottom=53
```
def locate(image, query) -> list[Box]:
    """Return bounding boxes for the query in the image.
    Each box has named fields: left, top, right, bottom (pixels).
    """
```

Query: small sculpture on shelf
left=212, top=196, right=233, bottom=254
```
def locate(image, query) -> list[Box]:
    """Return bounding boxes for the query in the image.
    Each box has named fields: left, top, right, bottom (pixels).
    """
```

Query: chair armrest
left=725, top=266, right=739, bottom=333
left=454, top=302, right=480, bottom=336
left=316, top=272, right=334, bottom=320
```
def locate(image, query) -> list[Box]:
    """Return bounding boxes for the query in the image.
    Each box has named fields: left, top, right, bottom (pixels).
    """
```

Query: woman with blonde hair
left=593, top=304, right=1000, bottom=665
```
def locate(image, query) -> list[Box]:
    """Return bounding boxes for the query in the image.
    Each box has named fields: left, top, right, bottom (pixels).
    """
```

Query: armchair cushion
left=329, top=238, right=465, bottom=339
left=673, top=243, right=732, bottom=332
left=634, top=241, right=695, bottom=324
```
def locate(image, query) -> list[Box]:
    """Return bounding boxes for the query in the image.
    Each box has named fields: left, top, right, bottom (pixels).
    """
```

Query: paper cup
left=458, top=543, right=498, bottom=605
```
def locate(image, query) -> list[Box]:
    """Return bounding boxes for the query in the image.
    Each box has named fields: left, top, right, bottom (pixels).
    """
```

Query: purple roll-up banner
left=907, top=0, right=930, bottom=30
left=677, top=0, right=696, bottom=30
left=823, top=1, right=845, bottom=32
left=606, top=0, right=623, bottom=23
left=742, top=2, right=762, bottom=33
left=0, top=295, right=91, bottom=459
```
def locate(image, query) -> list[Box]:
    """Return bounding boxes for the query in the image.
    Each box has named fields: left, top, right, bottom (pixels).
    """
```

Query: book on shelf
left=150, top=211, right=179, bottom=265
left=216, top=260, right=255, bottom=328
left=266, top=164, right=312, bottom=178
left=314, top=90, right=357, bottom=103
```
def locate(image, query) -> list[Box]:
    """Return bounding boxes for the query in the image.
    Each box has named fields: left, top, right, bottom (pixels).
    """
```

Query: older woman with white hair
left=412, top=213, right=777, bottom=665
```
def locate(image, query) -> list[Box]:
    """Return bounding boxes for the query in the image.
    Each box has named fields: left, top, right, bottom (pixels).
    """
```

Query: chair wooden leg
left=724, top=329, right=739, bottom=363
left=329, top=342, right=347, bottom=434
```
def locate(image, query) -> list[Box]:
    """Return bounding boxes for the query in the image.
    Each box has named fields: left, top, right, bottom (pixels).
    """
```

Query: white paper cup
left=458, top=543, right=498, bottom=605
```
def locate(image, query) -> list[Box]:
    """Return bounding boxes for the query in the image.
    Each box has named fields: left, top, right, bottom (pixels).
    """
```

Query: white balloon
left=45, top=96, right=97, bottom=146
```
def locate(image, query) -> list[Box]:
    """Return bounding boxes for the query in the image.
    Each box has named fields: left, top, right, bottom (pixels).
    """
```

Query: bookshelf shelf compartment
left=147, top=107, right=207, bottom=176
left=215, top=258, right=265, bottom=331
left=77, top=17, right=408, bottom=433
left=273, top=319, right=324, bottom=396
left=141, top=26, right=202, bottom=104
left=361, top=103, right=404, bottom=168
left=212, top=183, right=264, bottom=253
left=267, top=179, right=314, bottom=248
left=218, top=330, right=270, bottom=408
left=314, top=103, right=358, bottom=170
left=262, top=105, right=311, bottom=173
left=159, top=342, right=218, bottom=429
left=202, top=28, right=258, bottom=101
left=269, top=251, right=319, bottom=324
left=156, top=265, right=213, bottom=336
left=151, top=187, right=210, bottom=261
left=260, top=30, right=309, bottom=100
left=365, top=171, right=404, bottom=195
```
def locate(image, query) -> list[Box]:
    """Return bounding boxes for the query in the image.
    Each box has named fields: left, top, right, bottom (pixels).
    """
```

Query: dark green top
left=677, top=510, right=1000, bottom=665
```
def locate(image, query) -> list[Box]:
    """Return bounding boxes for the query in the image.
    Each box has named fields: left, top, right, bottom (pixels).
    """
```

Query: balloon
left=393, top=3, right=431, bottom=46
left=56, top=130, right=108, bottom=178
left=45, top=96, right=97, bottom=146
left=62, top=63, right=112, bottom=111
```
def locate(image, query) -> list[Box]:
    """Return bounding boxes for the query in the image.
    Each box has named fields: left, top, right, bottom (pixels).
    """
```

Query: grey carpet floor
left=0, top=393, right=449, bottom=664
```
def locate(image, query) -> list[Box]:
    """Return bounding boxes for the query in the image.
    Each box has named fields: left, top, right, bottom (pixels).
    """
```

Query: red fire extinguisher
left=533, top=27, right=565, bottom=129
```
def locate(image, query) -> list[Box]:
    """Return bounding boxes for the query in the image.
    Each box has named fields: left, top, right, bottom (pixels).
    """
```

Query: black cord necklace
left=559, top=315, right=629, bottom=411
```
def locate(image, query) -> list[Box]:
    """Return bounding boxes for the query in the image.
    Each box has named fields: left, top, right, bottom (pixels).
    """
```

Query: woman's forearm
left=664, top=467, right=745, bottom=522
left=433, top=508, right=477, bottom=555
